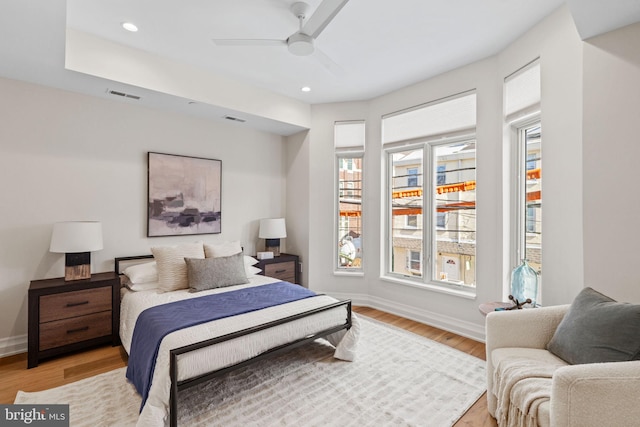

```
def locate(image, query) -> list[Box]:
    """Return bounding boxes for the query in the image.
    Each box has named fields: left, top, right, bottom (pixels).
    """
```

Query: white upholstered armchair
left=485, top=303, right=640, bottom=427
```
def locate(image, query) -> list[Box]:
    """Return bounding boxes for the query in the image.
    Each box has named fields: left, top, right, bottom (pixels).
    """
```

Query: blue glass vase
left=510, top=259, right=539, bottom=307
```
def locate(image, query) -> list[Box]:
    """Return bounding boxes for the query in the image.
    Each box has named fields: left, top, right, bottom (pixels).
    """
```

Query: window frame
left=385, top=143, right=425, bottom=280
left=384, top=134, right=476, bottom=293
left=334, top=120, right=365, bottom=274
left=510, top=116, right=541, bottom=272
left=408, top=250, right=422, bottom=274
left=406, top=214, right=418, bottom=229
left=335, top=151, right=364, bottom=273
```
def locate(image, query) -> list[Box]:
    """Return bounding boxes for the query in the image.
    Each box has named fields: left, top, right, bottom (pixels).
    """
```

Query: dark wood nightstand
left=28, top=272, right=120, bottom=368
left=256, top=253, right=301, bottom=285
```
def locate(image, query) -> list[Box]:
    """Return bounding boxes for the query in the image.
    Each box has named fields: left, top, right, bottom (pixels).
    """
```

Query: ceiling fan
left=212, top=0, right=349, bottom=69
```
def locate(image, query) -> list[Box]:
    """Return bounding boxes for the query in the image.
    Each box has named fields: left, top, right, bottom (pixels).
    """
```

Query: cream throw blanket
left=494, top=357, right=555, bottom=427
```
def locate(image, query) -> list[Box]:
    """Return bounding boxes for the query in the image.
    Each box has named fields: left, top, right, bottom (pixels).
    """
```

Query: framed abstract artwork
left=147, top=152, right=222, bottom=237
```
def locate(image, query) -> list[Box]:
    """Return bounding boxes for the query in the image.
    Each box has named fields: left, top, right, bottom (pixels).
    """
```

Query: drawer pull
left=275, top=269, right=287, bottom=274
left=66, top=326, right=89, bottom=334
left=66, top=301, right=89, bottom=308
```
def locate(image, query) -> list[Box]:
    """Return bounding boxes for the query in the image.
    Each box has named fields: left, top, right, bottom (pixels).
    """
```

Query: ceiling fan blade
left=313, top=47, right=345, bottom=76
left=302, top=0, right=349, bottom=39
left=212, top=39, right=286, bottom=47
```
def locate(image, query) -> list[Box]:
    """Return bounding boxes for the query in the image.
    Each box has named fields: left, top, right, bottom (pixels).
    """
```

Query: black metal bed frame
left=114, top=256, right=352, bottom=427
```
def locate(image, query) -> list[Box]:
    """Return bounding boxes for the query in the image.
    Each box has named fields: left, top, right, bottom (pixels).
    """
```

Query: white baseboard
left=327, top=291, right=486, bottom=343
left=0, top=334, right=27, bottom=358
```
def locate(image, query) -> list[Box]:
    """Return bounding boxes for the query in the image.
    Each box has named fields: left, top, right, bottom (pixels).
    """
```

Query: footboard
left=169, top=300, right=352, bottom=427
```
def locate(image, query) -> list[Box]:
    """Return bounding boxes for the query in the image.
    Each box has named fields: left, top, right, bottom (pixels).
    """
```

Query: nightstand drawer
left=264, top=261, right=296, bottom=282
left=39, top=311, right=112, bottom=351
left=40, top=287, right=111, bottom=323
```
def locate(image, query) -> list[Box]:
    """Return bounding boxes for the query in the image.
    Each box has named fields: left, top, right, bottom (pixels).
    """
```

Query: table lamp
left=50, top=221, right=103, bottom=281
left=259, top=218, right=287, bottom=256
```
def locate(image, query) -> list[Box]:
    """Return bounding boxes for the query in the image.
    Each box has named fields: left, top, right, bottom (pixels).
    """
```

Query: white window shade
left=382, top=92, right=476, bottom=144
left=335, top=121, right=365, bottom=149
left=505, top=61, right=540, bottom=120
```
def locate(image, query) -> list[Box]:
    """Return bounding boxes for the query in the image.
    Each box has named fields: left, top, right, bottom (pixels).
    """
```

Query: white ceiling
left=66, top=0, right=570, bottom=105
left=1, top=0, right=639, bottom=133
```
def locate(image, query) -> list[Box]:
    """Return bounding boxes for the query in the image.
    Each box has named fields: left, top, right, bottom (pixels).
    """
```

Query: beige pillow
left=204, top=241, right=242, bottom=258
left=151, top=242, right=205, bottom=292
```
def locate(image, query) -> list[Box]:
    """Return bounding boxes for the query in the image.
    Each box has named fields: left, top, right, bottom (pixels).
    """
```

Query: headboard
left=115, top=255, right=154, bottom=274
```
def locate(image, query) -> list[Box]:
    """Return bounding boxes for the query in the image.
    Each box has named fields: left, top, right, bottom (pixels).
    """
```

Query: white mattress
left=119, top=275, right=359, bottom=427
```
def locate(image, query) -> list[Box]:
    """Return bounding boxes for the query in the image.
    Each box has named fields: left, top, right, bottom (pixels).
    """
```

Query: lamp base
left=265, top=239, right=281, bottom=257
left=65, top=265, right=91, bottom=281
left=65, top=252, right=91, bottom=281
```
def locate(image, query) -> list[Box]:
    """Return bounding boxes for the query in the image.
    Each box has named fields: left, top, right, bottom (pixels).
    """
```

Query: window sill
left=334, top=270, right=364, bottom=277
left=380, top=275, right=477, bottom=300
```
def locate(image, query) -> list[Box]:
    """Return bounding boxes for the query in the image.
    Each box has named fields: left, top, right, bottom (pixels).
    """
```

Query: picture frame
left=147, top=152, right=222, bottom=237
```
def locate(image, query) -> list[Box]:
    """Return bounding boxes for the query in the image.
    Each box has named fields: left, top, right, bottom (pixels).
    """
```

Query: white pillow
left=124, top=279, right=160, bottom=292
left=243, top=256, right=260, bottom=276
left=246, top=265, right=262, bottom=277
left=123, top=261, right=158, bottom=284
left=244, top=255, right=259, bottom=266
left=151, top=242, right=205, bottom=292
left=204, top=241, right=242, bottom=258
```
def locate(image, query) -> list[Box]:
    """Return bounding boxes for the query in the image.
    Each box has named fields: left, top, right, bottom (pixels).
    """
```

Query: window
left=335, top=121, right=365, bottom=271
left=505, top=60, right=541, bottom=279
left=383, top=91, right=477, bottom=291
left=408, top=251, right=422, bottom=273
left=389, top=147, right=424, bottom=277
left=407, top=168, right=419, bottom=187
left=437, top=165, right=446, bottom=185
left=520, top=123, right=541, bottom=273
left=433, top=141, right=476, bottom=286
left=340, top=158, right=354, bottom=171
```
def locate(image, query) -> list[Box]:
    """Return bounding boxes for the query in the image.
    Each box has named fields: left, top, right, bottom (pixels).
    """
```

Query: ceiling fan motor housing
left=288, top=32, right=314, bottom=56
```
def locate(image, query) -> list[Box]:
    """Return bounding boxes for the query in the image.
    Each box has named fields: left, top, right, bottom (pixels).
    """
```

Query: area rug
left=15, top=316, right=486, bottom=427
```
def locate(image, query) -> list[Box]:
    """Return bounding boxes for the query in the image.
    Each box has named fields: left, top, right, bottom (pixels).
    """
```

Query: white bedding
left=120, top=275, right=359, bottom=427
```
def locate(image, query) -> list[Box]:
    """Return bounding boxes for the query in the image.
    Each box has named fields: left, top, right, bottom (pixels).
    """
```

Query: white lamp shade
left=50, top=221, right=103, bottom=253
left=258, top=218, right=287, bottom=239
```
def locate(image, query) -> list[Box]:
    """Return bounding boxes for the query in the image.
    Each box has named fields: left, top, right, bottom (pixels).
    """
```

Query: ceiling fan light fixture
left=287, top=33, right=314, bottom=56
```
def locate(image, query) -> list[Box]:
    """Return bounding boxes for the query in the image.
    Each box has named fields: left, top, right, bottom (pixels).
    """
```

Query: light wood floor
left=0, top=306, right=496, bottom=426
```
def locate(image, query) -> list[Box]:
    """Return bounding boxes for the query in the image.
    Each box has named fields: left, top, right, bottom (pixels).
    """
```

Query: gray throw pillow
left=185, top=252, right=249, bottom=292
left=547, top=287, right=640, bottom=364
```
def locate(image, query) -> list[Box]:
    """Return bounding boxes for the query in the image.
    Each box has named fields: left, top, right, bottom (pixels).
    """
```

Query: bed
left=115, top=247, right=357, bottom=427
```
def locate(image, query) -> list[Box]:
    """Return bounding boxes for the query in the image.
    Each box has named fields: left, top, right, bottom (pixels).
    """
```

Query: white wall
left=285, top=130, right=310, bottom=285
left=308, top=101, right=370, bottom=298
left=583, top=22, right=640, bottom=304
left=3, top=7, right=638, bottom=357
left=66, top=28, right=311, bottom=132
left=308, top=61, right=500, bottom=341
left=304, top=6, right=587, bottom=341
left=0, top=77, right=288, bottom=355
left=498, top=5, right=585, bottom=305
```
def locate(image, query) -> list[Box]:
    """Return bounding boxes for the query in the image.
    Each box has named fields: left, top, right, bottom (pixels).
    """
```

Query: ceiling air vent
left=106, top=89, right=141, bottom=100
left=223, top=115, right=246, bottom=123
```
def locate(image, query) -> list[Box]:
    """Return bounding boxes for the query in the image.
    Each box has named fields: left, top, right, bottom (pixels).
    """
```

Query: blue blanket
left=126, top=281, right=316, bottom=410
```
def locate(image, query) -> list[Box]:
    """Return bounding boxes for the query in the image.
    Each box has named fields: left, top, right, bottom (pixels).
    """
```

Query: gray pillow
left=185, top=252, right=249, bottom=292
left=547, top=287, right=640, bottom=364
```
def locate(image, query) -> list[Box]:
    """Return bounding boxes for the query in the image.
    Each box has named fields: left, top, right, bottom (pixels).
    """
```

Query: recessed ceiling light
left=122, top=22, right=138, bottom=32
left=301, top=86, right=311, bottom=92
